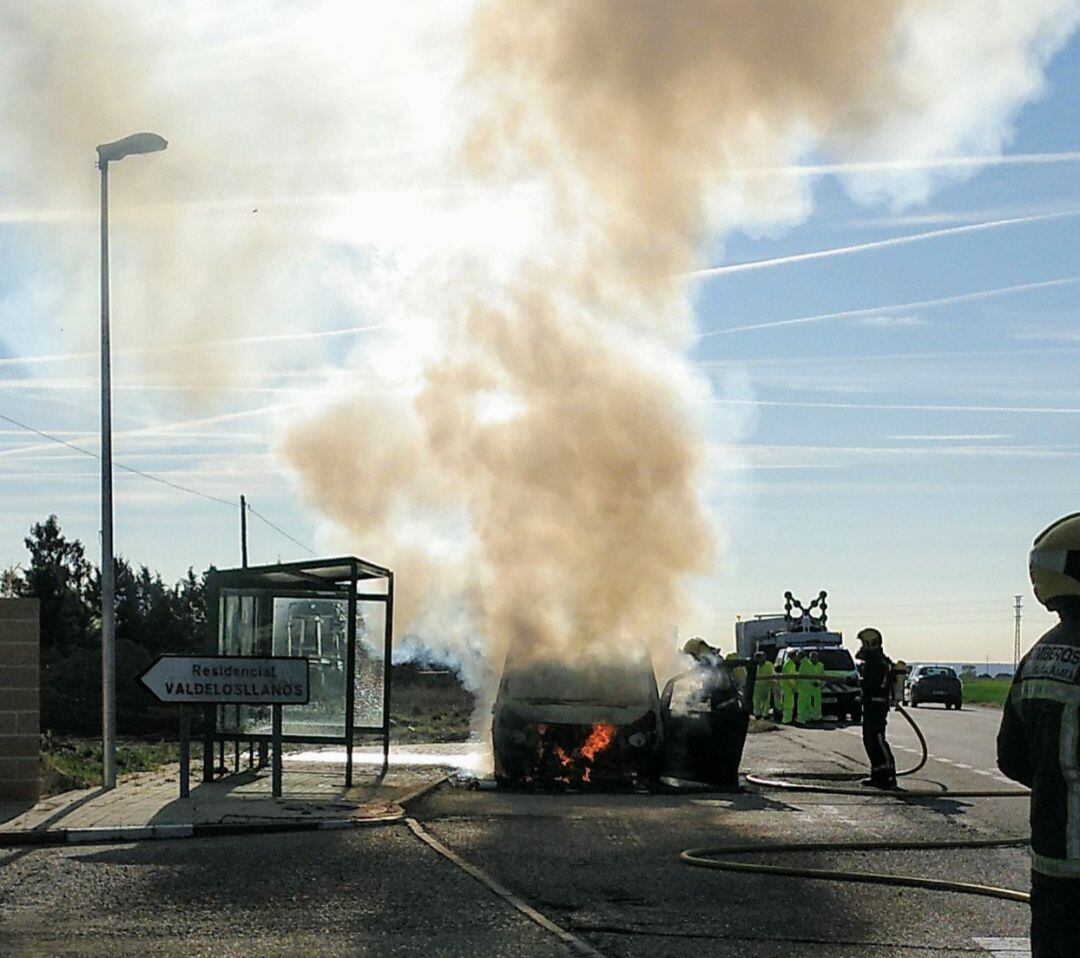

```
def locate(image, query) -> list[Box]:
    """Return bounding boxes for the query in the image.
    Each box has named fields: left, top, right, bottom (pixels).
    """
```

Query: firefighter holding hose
left=998, top=512, right=1080, bottom=958
left=856, top=627, right=897, bottom=789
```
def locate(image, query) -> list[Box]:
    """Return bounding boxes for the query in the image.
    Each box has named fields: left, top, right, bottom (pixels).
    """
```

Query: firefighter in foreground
left=998, top=512, right=1080, bottom=958
left=856, top=627, right=896, bottom=788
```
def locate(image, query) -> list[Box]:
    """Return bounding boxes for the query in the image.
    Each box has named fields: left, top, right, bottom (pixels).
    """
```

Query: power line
left=246, top=503, right=315, bottom=556
left=0, top=409, right=313, bottom=555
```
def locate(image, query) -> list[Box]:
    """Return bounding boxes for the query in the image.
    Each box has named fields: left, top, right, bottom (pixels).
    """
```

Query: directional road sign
left=137, top=655, right=310, bottom=705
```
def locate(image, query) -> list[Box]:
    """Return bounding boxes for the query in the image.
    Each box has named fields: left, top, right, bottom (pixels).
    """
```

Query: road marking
left=809, top=723, right=1023, bottom=789
left=973, top=937, right=1030, bottom=956
left=405, top=817, right=609, bottom=958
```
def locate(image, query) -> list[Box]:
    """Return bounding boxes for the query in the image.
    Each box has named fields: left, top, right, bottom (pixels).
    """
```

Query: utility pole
left=1014, top=595, right=1023, bottom=671
left=240, top=495, right=249, bottom=568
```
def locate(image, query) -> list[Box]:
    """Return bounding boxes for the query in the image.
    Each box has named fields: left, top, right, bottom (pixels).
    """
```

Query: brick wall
left=0, top=598, right=40, bottom=801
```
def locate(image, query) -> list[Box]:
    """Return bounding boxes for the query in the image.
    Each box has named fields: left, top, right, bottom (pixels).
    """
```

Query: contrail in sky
left=697, top=275, right=1080, bottom=338
left=0, top=323, right=389, bottom=368
left=710, top=398, right=1080, bottom=415
left=691, top=209, right=1080, bottom=279
left=743, top=150, right=1080, bottom=177
left=0, top=402, right=298, bottom=460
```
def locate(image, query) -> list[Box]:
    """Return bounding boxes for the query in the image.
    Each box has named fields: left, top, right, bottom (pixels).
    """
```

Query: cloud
left=889, top=434, right=1012, bottom=441
left=1011, top=330, right=1080, bottom=342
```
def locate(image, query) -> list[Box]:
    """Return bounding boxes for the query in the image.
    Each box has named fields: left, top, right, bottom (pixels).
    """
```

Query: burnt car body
left=659, top=663, right=749, bottom=788
left=492, top=651, right=662, bottom=788
left=905, top=664, right=963, bottom=709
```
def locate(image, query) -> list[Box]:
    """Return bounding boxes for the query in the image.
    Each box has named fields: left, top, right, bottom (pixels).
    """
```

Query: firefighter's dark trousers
left=1031, top=870, right=1080, bottom=957
left=861, top=702, right=896, bottom=785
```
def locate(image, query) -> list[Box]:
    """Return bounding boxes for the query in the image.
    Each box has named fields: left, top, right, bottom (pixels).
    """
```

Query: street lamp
left=95, top=131, right=167, bottom=789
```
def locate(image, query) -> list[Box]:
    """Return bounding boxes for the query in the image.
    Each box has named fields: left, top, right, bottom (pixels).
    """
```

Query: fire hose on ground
left=681, top=671, right=1033, bottom=902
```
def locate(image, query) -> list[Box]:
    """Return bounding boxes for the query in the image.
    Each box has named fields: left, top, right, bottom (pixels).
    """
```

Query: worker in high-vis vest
left=998, top=512, right=1080, bottom=958
left=797, top=651, right=816, bottom=724
left=781, top=653, right=798, bottom=724
left=752, top=652, right=774, bottom=719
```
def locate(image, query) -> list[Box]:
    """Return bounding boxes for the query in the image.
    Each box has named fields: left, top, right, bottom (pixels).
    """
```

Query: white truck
left=734, top=591, right=842, bottom=662
left=735, top=591, right=861, bottom=723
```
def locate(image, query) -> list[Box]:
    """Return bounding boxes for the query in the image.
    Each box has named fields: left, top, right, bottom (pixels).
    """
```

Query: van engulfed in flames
left=492, top=652, right=662, bottom=788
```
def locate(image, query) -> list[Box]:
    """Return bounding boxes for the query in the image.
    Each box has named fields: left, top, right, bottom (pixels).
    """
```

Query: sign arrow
left=136, top=655, right=310, bottom=705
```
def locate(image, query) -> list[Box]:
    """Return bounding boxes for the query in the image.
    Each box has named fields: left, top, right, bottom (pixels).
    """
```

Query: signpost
left=138, top=655, right=310, bottom=798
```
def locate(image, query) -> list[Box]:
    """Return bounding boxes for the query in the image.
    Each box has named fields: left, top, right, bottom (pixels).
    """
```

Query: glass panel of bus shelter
left=217, top=590, right=274, bottom=735
left=354, top=600, right=387, bottom=729
left=272, top=596, right=349, bottom=738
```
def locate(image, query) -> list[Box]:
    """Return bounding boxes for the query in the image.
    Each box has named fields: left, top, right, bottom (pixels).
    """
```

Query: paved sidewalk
left=0, top=747, right=459, bottom=845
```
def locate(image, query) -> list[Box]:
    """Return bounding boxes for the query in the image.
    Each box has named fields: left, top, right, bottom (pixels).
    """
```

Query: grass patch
left=389, top=667, right=475, bottom=743
left=962, top=678, right=1012, bottom=707
left=40, top=735, right=180, bottom=797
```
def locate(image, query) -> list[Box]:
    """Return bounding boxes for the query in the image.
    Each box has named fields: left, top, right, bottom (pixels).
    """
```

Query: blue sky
left=686, top=36, right=1080, bottom=658
left=1, top=3, right=1078, bottom=668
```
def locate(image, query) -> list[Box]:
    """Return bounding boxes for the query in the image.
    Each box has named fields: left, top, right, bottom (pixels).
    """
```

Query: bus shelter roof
left=209, top=556, right=392, bottom=592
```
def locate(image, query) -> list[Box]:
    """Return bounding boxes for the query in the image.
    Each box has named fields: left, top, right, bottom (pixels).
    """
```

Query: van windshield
left=811, top=649, right=855, bottom=671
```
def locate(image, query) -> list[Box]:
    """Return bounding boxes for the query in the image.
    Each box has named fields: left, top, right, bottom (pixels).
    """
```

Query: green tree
left=15, top=516, right=213, bottom=733
left=170, top=567, right=210, bottom=653
left=0, top=564, right=23, bottom=597
left=20, top=515, right=95, bottom=656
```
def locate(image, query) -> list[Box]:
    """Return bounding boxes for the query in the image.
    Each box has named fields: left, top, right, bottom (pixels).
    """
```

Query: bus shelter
left=204, top=556, right=394, bottom=786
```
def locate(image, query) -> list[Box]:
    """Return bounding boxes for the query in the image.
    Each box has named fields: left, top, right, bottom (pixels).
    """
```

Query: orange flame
left=529, top=722, right=619, bottom=785
left=579, top=723, right=617, bottom=762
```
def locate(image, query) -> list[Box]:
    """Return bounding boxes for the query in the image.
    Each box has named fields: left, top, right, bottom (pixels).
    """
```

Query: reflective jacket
left=997, top=612, right=1080, bottom=877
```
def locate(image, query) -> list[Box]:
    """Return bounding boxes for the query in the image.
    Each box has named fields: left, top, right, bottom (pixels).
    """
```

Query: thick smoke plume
left=286, top=0, right=1080, bottom=697
left=2, top=1, right=1078, bottom=703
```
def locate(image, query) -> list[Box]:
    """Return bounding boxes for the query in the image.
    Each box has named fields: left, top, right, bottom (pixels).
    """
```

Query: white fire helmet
left=1029, top=512, right=1080, bottom=609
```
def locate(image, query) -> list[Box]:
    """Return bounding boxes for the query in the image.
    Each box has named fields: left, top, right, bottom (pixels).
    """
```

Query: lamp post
left=95, top=132, right=167, bottom=788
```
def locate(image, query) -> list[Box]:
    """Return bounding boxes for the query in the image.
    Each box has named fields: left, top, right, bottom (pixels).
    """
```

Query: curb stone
left=0, top=812, right=403, bottom=847
left=0, top=775, right=451, bottom=848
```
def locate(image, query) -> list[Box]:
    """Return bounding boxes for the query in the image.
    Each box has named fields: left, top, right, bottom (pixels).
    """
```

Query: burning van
left=492, top=649, right=662, bottom=788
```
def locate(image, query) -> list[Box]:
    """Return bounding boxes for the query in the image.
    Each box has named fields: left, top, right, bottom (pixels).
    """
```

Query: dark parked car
left=658, top=663, right=749, bottom=787
left=774, top=645, right=862, bottom=723
left=491, top=649, right=662, bottom=788
left=905, top=665, right=963, bottom=709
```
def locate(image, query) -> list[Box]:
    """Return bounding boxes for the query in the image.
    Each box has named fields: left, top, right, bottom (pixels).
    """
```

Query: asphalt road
left=0, top=709, right=1032, bottom=957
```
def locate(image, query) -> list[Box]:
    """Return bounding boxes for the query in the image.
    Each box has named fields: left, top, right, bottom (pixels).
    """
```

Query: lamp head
left=96, top=132, right=168, bottom=166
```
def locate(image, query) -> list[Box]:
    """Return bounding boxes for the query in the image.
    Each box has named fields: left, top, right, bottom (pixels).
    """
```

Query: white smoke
left=1, top=1, right=1077, bottom=705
